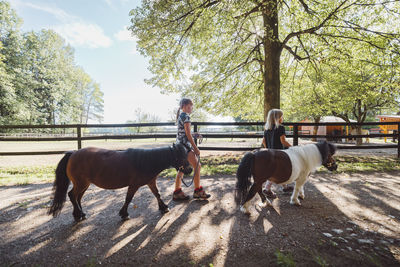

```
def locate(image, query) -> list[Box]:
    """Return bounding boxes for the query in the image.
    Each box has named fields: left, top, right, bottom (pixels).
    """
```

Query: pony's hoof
left=290, top=199, right=301, bottom=206
left=258, top=201, right=271, bottom=208
left=299, top=195, right=305, bottom=200
left=240, top=206, right=250, bottom=215
left=119, top=210, right=129, bottom=220
left=74, top=216, right=84, bottom=222
left=120, top=215, right=129, bottom=221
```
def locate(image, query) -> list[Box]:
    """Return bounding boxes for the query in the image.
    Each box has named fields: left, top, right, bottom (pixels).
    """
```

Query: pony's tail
left=48, top=152, right=73, bottom=217
left=235, top=152, right=255, bottom=205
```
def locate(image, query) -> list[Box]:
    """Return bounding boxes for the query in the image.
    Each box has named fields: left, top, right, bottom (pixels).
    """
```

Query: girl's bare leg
left=187, top=151, right=201, bottom=188
left=175, top=171, right=183, bottom=190
left=264, top=180, right=273, bottom=191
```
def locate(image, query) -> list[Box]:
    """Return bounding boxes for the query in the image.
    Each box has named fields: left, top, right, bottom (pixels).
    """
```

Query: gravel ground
left=1, top=171, right=399, bottom=267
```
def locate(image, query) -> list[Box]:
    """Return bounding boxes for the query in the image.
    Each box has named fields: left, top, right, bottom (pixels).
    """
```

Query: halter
left=180, top=153, right=200, bottom=187
left=193, top=133, right=203, bottom=145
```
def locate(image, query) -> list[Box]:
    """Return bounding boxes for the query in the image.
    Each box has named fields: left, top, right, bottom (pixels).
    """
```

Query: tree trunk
left=356, top=126, right=362, bottom=146
left=262, top=0, right=281, bottom=121
left=354, top=99, right=364, bottom=146
left=312, top=116, right=321, bottom=142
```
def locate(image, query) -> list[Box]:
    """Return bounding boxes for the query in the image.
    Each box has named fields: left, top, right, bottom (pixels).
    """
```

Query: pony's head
left=172, top=143, right=191, bottom=173
left=316, top=141, right=338, bottom=171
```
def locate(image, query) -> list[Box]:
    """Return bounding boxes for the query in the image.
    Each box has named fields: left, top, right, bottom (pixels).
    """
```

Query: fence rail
left=1, top=121, right=399, bottom=157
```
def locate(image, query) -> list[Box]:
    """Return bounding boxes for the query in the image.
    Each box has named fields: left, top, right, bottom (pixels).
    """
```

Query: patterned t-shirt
left=176, top=112, right=192, bottom=149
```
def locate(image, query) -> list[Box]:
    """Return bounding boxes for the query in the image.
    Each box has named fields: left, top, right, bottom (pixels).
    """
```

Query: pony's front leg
left=298, top=185, right=305, bottom=200
left=148, top=179, right=169, bottom=213
left=290, top=175, right=307, bottom=206
left=119, top=185, right=139, bottom=220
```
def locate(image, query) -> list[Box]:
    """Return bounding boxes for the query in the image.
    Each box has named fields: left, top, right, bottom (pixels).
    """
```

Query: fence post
left=194, top=122, right=198, bottom=146
left=293, top=125, right=298, bottom=146
left=77, top=125, right=82, bottom=150
left=397, top=123, right=400, bottom=158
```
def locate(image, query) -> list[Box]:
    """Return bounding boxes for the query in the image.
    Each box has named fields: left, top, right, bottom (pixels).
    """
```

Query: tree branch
left=353, top=1, right=399, bottom=7
left=325, top=20, right=400, bottom=39
left=282, top=0, right=349, bottom=45
left=282, top=44, right=310, bottom=60
left=316, top=33, right=387, bottom=50
left=234, top=2, right=263, bottom=19
left=298, top=0, right=314, bottom=14
left=174, top=0, right=219, bottom=22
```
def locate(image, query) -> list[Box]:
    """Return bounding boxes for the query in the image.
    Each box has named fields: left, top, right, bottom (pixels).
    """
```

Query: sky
left=9, top=0, right=183, bottom=123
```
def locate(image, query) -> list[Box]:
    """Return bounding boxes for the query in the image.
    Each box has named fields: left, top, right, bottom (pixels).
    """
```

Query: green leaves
left=283, top=38, right=400, bottom=124
left=130, top=0, right=399, bottom=120
left=0, top=1, right=104, bottom=124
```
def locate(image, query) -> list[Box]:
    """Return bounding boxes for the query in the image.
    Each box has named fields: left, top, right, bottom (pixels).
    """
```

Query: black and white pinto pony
left=236, top=141, right=337, bottom=214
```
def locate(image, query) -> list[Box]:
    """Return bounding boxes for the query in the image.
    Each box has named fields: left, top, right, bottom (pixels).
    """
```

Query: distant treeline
left=0, top=1, right=104, bottom=125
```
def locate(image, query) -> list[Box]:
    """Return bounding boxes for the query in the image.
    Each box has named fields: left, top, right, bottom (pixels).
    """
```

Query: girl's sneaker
left=173, top=188, right=189, bottom=201
left=193, top=186, right=211, bottom=199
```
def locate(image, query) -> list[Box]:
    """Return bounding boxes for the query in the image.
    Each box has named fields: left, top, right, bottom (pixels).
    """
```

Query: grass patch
left=1, top=154, right=399, bottom=186
left=322, top=155, right=400, bottom=173
left=275, top=249, right=296, bottom=267
left=304, top=247, right=329, bottom=267
left=365, top=252, right=383, bottom=267
left=160, top=154, right=242, bottom=178
left=0, top=165, right=55, bottom=186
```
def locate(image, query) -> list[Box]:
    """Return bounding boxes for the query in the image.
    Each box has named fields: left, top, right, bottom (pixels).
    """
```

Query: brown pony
left=236, top=141, right=337, bottom=214
left=48, top=143, right=190, bottom=221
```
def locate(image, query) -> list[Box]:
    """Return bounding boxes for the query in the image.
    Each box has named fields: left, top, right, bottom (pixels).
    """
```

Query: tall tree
left=283, top=37, right=400, bottom=144
left=325, top=41, right=400, bottom=144
left=281, top=59, right=329, bottom=140
left=130, top=0, right=399, bottom=120
left=20, top=30, right=76, bottom=124
left=0, top=0, right=22, bottom=123
left=81, top=81, right=104, bottom=124
left=128, top=108, right=161, bottom=133
left=1, top=1, right=105, bottom=125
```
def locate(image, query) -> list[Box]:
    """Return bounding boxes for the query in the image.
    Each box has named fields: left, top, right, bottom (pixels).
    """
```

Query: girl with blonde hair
left=262, top=109, right=293, bottom=198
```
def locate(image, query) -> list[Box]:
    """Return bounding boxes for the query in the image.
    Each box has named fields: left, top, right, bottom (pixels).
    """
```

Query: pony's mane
left=124, top=146, right=173, bottom=176
left=315, top=141, right=336, bottom=164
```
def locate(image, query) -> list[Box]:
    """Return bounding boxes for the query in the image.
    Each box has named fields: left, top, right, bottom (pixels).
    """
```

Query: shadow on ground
left=0, top=171, right=399, bottom=266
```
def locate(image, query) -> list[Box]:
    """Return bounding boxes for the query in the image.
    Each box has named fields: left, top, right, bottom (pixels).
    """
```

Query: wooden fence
left=0, top=121, right=399, bottom=157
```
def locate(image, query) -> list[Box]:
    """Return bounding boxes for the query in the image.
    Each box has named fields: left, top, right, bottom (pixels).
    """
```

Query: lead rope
left=181, top=154, right=200, bottom=187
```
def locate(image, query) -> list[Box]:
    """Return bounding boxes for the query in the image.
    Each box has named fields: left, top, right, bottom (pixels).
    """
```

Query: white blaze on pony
left=235, top=141, right=337, bottom=215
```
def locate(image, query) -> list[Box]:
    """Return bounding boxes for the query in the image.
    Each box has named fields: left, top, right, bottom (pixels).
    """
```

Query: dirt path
left=1, top=172, right=399, bottom=267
